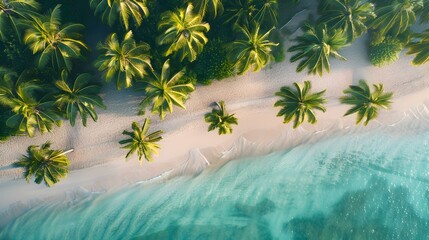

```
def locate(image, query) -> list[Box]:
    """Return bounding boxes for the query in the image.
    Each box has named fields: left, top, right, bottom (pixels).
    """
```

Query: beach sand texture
left=1, top=26, right=429, bottom=219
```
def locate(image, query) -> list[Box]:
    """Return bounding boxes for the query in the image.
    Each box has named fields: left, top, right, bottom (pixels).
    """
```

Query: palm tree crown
left=223, top=0, right=278, bottom=28
left=14, top=141, right=71, bottom=187
left=95, top=31, right=152, bottom=90
left=90, top=0, right=148, bottom=30
left=157, top=4, right=210, bottom=62
left=230, top=24, right=278, bottom=75
left=318, top=0, right=376, bottom=42
left=119, top=118, right=163, bottom=163
left=0, top=70, right=61, bottom=137
left=275, top=81, right=327, bottom=128
left=22, top=5, right=87, bottom=71
left=253, top=0, right=278, bottom=27
left=54, top=70, right=105, bottom=127
left=188, top=0, right=224, bottom=18
left=407, top=29, right=429, bottom=65
left=223, top=0, right=257, bottom=27
left=139, top=59, right=195, bottom=120
left=288, top=23, right=349, bottom=76
left=369, top=0, right=423, bottom=42
left=0, top=0, right=39, bottom=40
left=340, top=80, right=393, bottom=126
left=205, top=101, right=238, bottom=135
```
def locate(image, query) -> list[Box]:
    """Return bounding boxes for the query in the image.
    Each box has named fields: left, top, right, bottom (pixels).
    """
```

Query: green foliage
left=340, top=80, right=393, bottom=126
left=318, top=0, right=376, bottom=43
left=368, top=36, right=404, bottom=67
left=54, top=70, right=105, bottom=127
left=0, top=69, right=61, bottom=137
left=230, top=24, right=278, bottom=75
left=138, top=59, right=195, bottom=119
left=205, top=101, right=238, bottom=135
left=95, top=31, right=152, bottom=90
left=407, top=29, right=429, bottom=65
left=274, top=81, right=326, bottom=128
left=90, top=0, right=149, bottom=30
left=157, top=4, right=210, bottom=62
left=187, top=0, right=224, bottom=19
left=222, top=0, right=278, bottom=28
left=270, top=29, right=285, bottom=63
left=0, top=105, right=18, bottom=141
left=14, top=141, right=70, bottom=187
left=0, top=32, right=32, bottom=71
left=119, top=118, right=163, bottom=163
left=369, top=0, right=423, bottom=42
left=288, top=23, right=349, bottom=76
left=22, top=5, right=88, bottom=72
left=419, top=0, right=429, bottom=23
left=0, top=0, right=39, bottom=40
left=191, top=39, right=235, bottom=85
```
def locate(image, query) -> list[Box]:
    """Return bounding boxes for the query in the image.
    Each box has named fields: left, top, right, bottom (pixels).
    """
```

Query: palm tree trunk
left=60, top=149, right=74, bottom=156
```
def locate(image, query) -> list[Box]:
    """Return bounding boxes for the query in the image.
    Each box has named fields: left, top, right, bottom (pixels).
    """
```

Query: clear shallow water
left=1, top=128, right=429, bottom=240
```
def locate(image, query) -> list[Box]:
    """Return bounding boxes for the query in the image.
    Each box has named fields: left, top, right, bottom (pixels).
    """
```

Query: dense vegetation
left=1, top=0, right=429, bottom=186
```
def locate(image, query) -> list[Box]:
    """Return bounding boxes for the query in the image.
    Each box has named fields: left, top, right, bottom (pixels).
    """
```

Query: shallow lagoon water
left=1, top=125, right=429, bottom=239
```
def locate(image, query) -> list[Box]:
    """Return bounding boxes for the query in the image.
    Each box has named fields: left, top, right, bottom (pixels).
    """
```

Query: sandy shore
left=1, top=26, right=429, bottom=224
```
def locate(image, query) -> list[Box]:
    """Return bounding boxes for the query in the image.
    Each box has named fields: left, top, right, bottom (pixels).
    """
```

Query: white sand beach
left=1, top=27, right=429, bottom=224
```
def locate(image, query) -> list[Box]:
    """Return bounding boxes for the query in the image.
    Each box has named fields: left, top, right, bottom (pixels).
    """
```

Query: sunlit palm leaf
left=54, top=70, right=105, bottom=127
left=0, top=0, right=39, bottom=40
left=119, top=118, right=163, bottom=163
left=95, top=31, right=152, bottom=89
left=369, top=0, right=422, bottom=42
left=13, top=141, right=70, bottom=187
left=0, top=70, right=61, bottom=137
left=407, top=29, right=429, bottom=65
left=230, top=24, right=278, bottom=75
left=90, top=0, right=148, bottom=30
left=204, top=101, right=238, bottom=135
left=288, top=23, right=348, bottom=76
left=22, top=5, right=87, bottom=71
left=275, top=81, right=326, bottom=128
left=138, top=59, right=194, bottom=119
left=157, top=4, right=210, bottom=62
left=340, top=79, right=393, bottom=126
left=318, top=0, right=375, bottom=42
left=188, top=0, right=224, bottom=18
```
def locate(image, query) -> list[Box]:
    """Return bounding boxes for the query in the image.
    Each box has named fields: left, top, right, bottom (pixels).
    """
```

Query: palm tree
left=14, top=141, right=72, bottom=187
left=407, top=29, right=429, bottom=65
left=139, top=59, right=194, bottom=120
left=157, top=4, right=210, bottom=62
left=0, top=70, right=61, bottom=137
left=340, top=80, right=393, bottom=126
left=253, top=0, right=278, bottom=27
left=288, top=23, right=349, bottom=76
left=369, top=0, right=423, bottom=42
left=188, top=0, right=224, bottom=18
left=119, top=118, right=163, bottom=163
left=274, top=81, right=327, bottom=128
left=230, top=24, right=278, bottom=75
left=90, top=0, right=148, bottom=30
left=418, top=0, right=429, bottom=23
left=0, top=0, right=39, bottom=40
left=223, top=0, right=257, bottom=27
left=54, top=70, right=105, bottom=127
left=318, top=0, right=376, bottom=42
left=205, top=101, right=238, bottom=135
left=22, top=5, right=87, bottom=71
left=95, top=31, right=152, bottom=90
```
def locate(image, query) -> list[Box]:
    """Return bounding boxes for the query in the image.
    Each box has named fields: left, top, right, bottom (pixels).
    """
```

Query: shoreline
left=1, top=32, right=429, bottom=224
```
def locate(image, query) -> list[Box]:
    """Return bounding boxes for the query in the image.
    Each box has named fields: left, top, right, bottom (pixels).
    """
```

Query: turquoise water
left=1, top=127, right=429, bottom=239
